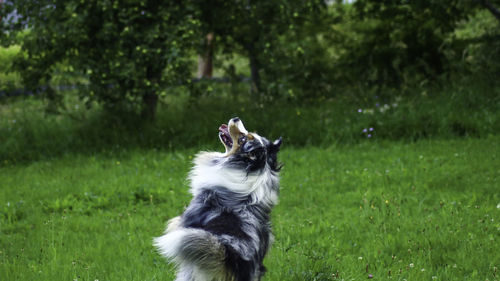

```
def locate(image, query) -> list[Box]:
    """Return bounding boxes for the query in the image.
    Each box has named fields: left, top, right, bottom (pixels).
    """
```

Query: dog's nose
left=231, top=117, right=240, bottom=123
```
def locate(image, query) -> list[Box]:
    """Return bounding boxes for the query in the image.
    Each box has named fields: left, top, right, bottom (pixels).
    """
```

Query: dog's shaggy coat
left=154, top=118, right=282, bottom=281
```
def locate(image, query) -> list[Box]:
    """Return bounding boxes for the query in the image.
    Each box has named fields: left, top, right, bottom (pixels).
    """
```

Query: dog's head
left=189, top=117, right=281, bottom=204
left=218, top=117, right=282, bottom=173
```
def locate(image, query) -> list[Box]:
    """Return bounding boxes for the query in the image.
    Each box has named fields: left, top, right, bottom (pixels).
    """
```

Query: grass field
left=1, top=136, right=498, bottom=280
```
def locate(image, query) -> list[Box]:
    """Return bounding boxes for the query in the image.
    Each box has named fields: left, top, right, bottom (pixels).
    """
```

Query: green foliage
left=1, top=138, right=499, bottom=280
left=2, top=0, right=200, bottom=118
left=448, top=9, right=500, bottom=78
left=1, top=82, right=498, bottom=164
left=331, top=1, right=472, bottom=89
left=0, top=45, right=22, bottom=92
left=256, top=3, right=338, bottom=100
left=195, top=0, right=328, bottom=97
left=2, top=1, right=500, bottom=107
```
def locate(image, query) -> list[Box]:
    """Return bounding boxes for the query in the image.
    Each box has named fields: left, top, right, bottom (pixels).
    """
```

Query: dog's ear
left=269, top=137, right=282, bottom=153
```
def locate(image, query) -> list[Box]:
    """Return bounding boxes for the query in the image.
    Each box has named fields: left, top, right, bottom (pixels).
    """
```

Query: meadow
left=0, top=77, right=499, bottom=281
left=2, top=2, right=500, bottom=279
left=1, top=124, right=499, bottom=280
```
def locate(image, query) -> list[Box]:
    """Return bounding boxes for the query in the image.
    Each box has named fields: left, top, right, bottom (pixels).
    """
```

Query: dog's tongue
left=219, top=124, right=229, bottom=135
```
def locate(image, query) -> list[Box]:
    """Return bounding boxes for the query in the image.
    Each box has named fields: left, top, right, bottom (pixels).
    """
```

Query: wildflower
left=358, top=109, right=363, bottom=113
left=363, top=128, right=368, bottom=133
left=497, top=202, right=500, bottom=209
left=432, top=276, right=437, bottom=280
left=358, top=256, right=363, bottom=260
left=367, top=134, right=372, bottom=138
left=409, top=263, right=414, bottom=268
left=368, top=274, right=373, bottom=278
left=379, top=104, right=390, bottom=113
left=369, top=127, right=374, bottom=132
left=421, top=268, right=425, bottom=272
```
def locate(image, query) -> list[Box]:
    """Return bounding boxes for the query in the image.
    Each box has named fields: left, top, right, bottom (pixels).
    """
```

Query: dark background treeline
left=0, top=0, right=499, bottom=162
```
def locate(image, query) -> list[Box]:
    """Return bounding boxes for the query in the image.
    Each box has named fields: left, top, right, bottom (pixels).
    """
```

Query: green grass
left=1, top=82, right=499, bottom=165
left=1, top=137, right=499, bottom=280
left=0, top=72, right=499, bottom=280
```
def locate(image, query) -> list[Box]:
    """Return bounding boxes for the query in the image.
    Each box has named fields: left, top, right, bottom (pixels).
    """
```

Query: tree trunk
left=141, top=91, right=158, bottom=121
left=197, top=33, right=214, bottom=79
left=246, top=42, right=262, bottom=95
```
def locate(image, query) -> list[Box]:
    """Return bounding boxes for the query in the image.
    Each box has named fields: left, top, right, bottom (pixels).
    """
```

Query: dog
left=154, top=117, right=282, bottom=281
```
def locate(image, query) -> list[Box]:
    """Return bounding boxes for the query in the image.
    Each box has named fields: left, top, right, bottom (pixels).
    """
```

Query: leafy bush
left=1, top=1, right=499, bottom=113
left=0, top=45, right=22, bottom=93
left=446, top=9, right=500, bottom=78
left=1, top=80, right=498, bottom=165
left=2, top=1, right=200, bottom=119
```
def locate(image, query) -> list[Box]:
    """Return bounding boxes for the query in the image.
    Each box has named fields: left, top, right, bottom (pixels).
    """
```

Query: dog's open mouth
left=218, top=124, right=232, bottom=148
left=218, top=118, right=249, bottom=155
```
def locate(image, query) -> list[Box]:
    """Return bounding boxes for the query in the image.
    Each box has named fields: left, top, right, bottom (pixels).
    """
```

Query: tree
left=1, top=0, right=199, bottom=120
left=195, top=0, right=327, bottom=96
left=197, top=32, right=214, bottom=79
left=333, top=1, right=475, bottom=89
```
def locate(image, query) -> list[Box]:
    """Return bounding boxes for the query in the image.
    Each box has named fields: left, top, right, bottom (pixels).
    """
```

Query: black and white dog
left=154, top=117, right=282, bottom=281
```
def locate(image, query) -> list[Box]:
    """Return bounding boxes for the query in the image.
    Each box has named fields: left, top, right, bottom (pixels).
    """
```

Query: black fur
left=181, top=187, right=272, bottom=281
left=227, top=136, right=282, bottom=173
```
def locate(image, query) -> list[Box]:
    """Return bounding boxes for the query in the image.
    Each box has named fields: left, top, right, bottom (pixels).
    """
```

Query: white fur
left=154, top=227, right=229, bottom=281
left=188, top=151, right=279, bottom=207
left=166, top=216, right=182, bottom=232
left=153, top=229, right=187, bottom=260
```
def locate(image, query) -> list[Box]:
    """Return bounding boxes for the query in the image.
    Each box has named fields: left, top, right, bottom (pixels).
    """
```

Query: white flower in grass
left=496, top=202, right=500, bottom=209
left=409, top=263, right=414, bottom=268
left=358, top=256, right=363, bottom=260
left=432, top=276, right=437, bottom=280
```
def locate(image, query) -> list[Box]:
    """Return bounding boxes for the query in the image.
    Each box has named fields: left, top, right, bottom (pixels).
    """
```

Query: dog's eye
left=238, top=135, right=247, bottom=145
left=247, top=152, right=257, bottom=160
